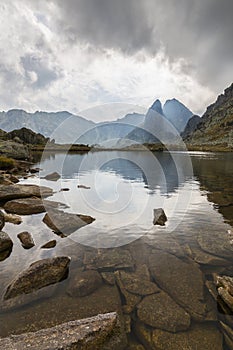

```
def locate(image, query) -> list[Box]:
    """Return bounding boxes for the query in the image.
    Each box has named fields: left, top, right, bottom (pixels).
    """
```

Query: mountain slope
left=163, top=98, right=193, bottom=133
left=181, top=115, right=201, bottom=139
left=184, top=83, right=233, bottom=148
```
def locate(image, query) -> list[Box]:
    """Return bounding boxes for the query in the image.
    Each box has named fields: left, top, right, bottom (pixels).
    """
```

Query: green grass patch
left=0, top=156, right=15, bottom=169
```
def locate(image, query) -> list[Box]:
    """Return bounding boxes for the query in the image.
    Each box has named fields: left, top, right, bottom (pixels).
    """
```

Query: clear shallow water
left=0, top=151, right=233, bottom=349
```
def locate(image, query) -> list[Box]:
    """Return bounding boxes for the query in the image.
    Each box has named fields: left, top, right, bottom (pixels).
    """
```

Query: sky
left=0, top=0, right=232, bottom=121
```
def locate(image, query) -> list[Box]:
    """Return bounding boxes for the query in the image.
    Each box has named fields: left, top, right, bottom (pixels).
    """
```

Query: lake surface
left=0, top=151, right=233, bottom=349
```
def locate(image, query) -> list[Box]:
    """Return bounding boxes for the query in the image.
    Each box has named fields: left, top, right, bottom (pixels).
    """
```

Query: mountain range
left=0, top=99, right=193, bottom=146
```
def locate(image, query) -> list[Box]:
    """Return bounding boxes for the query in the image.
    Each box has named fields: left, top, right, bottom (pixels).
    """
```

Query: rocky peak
left=150, top=99, right=163, bottom=115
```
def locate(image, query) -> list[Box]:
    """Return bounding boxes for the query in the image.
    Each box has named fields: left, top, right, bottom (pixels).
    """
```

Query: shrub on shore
left=0, top=156, right=15, bottom=169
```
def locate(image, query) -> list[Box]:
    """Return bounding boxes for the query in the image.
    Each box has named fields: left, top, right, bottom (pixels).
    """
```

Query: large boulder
left=137, top=291, right=191, bottom=332
left=43, top=209, right=95, bottom=236
left=0, top=312, right=127, bottom=350
left=3, top=256, right=71, bottom=300
left=0, top=231, right=13, bottom=253
left=4, top=197, right=67, bottom=215
left=0, top=184, right=53, bottom=201
left=44, top=172, right=61, bottom=181
left=148, top=250, right=206, bottom=320
left=0, top=140, right=30, bottom=159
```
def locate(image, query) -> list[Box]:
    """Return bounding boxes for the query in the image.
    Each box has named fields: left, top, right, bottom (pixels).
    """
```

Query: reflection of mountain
left=41, top=151, right=192, bottom=196
left=191, top=153, right=233, bottom=226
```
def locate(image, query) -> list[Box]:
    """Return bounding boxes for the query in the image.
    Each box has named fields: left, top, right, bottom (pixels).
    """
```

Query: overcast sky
left=0, top=0, right=232, bottom=120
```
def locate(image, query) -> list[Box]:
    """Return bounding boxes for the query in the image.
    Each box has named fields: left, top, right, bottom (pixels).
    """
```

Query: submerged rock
left=0, top=231, right=13, bottom=253
left=67, top=270, right=102, bottom=297
left=149, top=250, right=206, bottom=320
left=153, top=208, right=167, bottom=226
left=197, top=231, right=233, bottom=258
left=44, top=172, right=61, bottom=181
left=17, top=231, right=35, bottom=249
left=4, top=256, right=71, bottom=300
left=216, top=275, right=233, bottom=312
left=220, top=321, right=233, bottom=350
left=4, top=197, right=67, bottom=215
left=137, top=291, right=191, bottom=332
left=0, top=210, right=5, bottom=230
left=136, top=322, right=223, bottom=350
left=41, top=240, right=57, bottom=249
left=0, top=184, right=53, bottom=201
left=43, top=209, right=95, bottom=236
left=0, top=312, right=127, bottom=350
left=84, top=248, right=134, bottom=271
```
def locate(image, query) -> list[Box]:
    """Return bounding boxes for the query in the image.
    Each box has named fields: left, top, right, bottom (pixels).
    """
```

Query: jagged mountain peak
left=150, top=99, right=163, bottom=115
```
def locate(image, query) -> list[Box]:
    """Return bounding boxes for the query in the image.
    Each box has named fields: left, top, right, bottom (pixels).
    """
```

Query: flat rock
left=137, top=291, right=190, bottom=332
left=143, top=233, right=185, bottom=258
left=3, top=256, right=71, bottom=300
left=67, top=270, right=102, bottom=297
left=84, top=248, right=134, bottom=271
left=17, top=231, right=35, bottom=249
left=197, top=231, right=233, bottom=258
left=41, top=240, right=57, bottom=249
left=188, top=245, right=231, bottom=266
left=44, top=172, right=61, bottom=181
left=0, top=184, right=53, bottom=201
left=115, top=270, right=159, bottom=296
left=149, top=250, right=207, bottom=320
left=0, top=210, right=5, bottom=230
left=0, top=312, right=127, bottom=350
left=43, top=209, right=95, bottom=236
left=153, top=208, right=167, bottom=225
left=0, top=231, right=13, bottom=252
left=136, top=322, right=223, bottom=350
left=4, top=197, right=68, bottom=215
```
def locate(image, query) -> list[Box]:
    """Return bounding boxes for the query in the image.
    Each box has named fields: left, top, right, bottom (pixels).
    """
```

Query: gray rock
left=4, top=256, right=71, bottom=300
left=149, top=250, right=206, bottom=320
left=153, top=208, right=167, bottom=226
left=0, top=184, right=53, bottom=201
left=4, top=197, right=67, bottom=215
left=0, top=231, right=13, bottom=252
left=44, top=172, right=60, bottom=181
left=136, top=322, right=223, bottom=350
left=43, top=209, right=95, bottom=236
left=17, top=231, right=35, bottom=249
left=0, top=140, right=29, bottom=159
left=41, top=240, right=57, bottom=249
left=0, top=210, right=5, bottom=230
left=67, top=270, right=102, bottom=297
left=137, top=291, right=191, bottom=332
left=84, top=248, right=134, bottom=271
left=0, top=312, right=127, bottom=350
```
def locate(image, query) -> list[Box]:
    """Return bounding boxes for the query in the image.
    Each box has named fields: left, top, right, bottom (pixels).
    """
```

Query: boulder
left=3, top=213, right=22, bottom=225
left=0, top=210, right=5, bottom=230
left=67, top=270, right=102, bottom=297
left=0, top=184, right=53, bottom=201
left=4, top=197, right=67, bottom=215
left=0, top=312, right=127, bottom=350
left=0, top=248, right=12, bottom=262
left=216, top=275, right=233, bottom=312
left=84, top=248, right=134, bottom=271
left=17, top=231, right=35, bottom=249
left=137, top=291, right=191, bottom=332
left=4, top=256, right=71, bottom=300
left=148, top=250, right=206, bottom=320
left=0, top=231, right=13, bottom=252
left=43, top=209, right=95, bottom=236
left=135, top=322, right=223, bottom=350
left=0, top=174, right=13, bottom=185
left=0, top=140, right=29, bottom=159
left=41, top=240, right=57, bottom=249
left=44, top=172, right=60, bottom=181
left=153, top=208, right=167, bottom=226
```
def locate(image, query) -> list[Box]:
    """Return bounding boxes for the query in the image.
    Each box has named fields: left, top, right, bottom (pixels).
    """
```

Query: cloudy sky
left=0, top=0, right=232, bottom=120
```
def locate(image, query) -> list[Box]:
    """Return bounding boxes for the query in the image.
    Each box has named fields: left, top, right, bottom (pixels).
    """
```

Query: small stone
left=44, top=172, right=61, bottom=181
left=17, top=231, right=35, bottom=249
left=41, top=240, right=57, bottom=249
left=4, top=213, right=22, bottom=225
left=78, top=185, right=91, bottom=189
left=153, top=208, right=167, bottom=226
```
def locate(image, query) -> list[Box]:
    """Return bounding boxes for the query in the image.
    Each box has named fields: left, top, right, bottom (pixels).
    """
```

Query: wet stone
left=197, top=231, right=233, bottom=258
left=44, top=172, right=61, bottom=181
left=41, top=240, right=57, bottom=249
left=153, top=208, right=167, bottom=226
left=0, top=231, right=13, bottom=253
left=0, top=210, right=5, bottom=230
left=101, top=272, right=116, bottom=286
left=67, top=270, right=102, bottom=297
left=17, top=231, right=35, bottom=249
